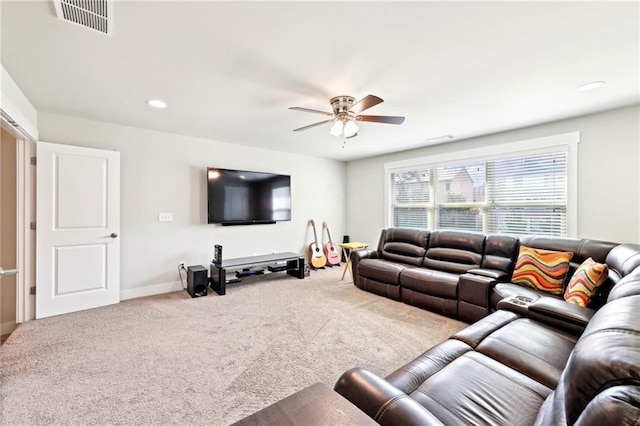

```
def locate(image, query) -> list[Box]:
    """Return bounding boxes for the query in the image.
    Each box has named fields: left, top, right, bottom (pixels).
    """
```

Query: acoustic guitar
left=309, top=220, right=327, bottom=268
left=322, top=222, right=341, bottom=266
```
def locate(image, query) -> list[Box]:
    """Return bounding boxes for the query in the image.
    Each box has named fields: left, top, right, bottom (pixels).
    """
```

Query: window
left=487, top=152, right=567, bottom=236
left=386, top=133, right=578, bottom=237
left=390, top=167, right=430, bottom=228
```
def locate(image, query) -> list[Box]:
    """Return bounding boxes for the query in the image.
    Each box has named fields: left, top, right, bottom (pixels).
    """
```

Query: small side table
left=339, top=242, right=369, bottom=281
left=231, top=382, right=376, bottom=425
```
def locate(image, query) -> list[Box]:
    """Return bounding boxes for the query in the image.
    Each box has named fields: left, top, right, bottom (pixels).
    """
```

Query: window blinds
left=487, top=152, right=567, bottom=236
left=390, top=168, right=431, bottom=229
left=389, top=150, right=568, bottom=237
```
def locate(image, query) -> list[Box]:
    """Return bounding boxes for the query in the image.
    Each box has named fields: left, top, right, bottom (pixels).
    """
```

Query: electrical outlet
left=159, top=212, right=173, bottom=222
left=179, top=261, right=186, bottom=269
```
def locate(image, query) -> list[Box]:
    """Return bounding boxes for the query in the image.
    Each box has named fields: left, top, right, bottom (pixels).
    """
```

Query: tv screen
left=207, top=168, right=292, bottom=225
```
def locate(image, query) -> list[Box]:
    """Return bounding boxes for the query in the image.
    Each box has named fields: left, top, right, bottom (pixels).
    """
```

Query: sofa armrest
left=351, top=248, right=379, bottom=261
left=497, top=296, right=594, bottom=335
left=334, top=367, right=444, bottom=426
left=528, top=297, right=595, bottom=326
left=467, top=268, right=510, bottom=281
left=458, top=269, right=509, bottom=323
left=350, top=249, right=379, bottom=287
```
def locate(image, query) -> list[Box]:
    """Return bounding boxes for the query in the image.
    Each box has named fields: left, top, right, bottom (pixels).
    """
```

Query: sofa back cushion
left=607, top=269, right=640, bottom=303
left=602, top=244, right=640, bottom=306
left=481, top=234, right=519, bottom=274
left=423, top=230, right=485, bottom=274
left=379, top=228, right=430, bottom=266
left=534, top=295, right=640, bottom=425
left=605, top=243, right=640, bottom=283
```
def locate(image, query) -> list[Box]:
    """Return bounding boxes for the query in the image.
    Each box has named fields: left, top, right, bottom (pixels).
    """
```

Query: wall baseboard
left=120, top=281, right=184, bottom=301
left=1, top=320, right=17, bottom=335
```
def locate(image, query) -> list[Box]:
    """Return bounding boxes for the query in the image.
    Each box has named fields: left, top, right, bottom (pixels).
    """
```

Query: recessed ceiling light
left=147, top=99, right=167, bottom=108
left=577, top=81, right=606, bottom=92
left=426, top=134, right=454, bottom=143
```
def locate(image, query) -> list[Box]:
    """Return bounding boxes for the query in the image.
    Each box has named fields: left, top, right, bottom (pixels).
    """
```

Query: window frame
left=384, top=131, right=580, bottom=237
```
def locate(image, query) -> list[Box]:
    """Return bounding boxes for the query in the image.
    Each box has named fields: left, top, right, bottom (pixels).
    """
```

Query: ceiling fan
left=289, top=95, right=405, bottom=139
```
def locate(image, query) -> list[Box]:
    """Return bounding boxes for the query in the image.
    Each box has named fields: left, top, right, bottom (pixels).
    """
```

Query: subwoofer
left=187, top=265, right=208, bottom=298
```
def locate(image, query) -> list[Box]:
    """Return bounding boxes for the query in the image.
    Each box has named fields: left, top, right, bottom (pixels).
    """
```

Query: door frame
left=1, top=110, right=36, bottom=323
left=16, top=138, right=34, bottom=322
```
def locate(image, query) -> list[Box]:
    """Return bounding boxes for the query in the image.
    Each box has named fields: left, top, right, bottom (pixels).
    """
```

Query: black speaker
left=213, top=245, right=222, bottom=266
left=342, top=235, right=350, bottom=262
left=187, top=265, right=208, bottom=298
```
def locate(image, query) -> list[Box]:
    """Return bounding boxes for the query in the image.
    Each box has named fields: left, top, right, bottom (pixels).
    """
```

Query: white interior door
left=36, top=142, right=120, bottom=319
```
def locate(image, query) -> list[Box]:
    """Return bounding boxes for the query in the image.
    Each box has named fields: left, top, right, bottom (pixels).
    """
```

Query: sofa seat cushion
left=407, top=351, right=551, bottom=425
left=358, top=259, right=408, bottom=285
left=475, top=318, right=577, bottom=389
left=399, top=268, right=459, bottom=299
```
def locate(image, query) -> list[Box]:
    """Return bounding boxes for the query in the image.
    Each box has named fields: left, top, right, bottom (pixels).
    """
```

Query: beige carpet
left=0, top=266, right=465, bottom=425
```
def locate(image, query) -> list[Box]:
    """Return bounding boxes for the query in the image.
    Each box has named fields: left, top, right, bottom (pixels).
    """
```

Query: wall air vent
left=53, top=0, right=112, bottom=35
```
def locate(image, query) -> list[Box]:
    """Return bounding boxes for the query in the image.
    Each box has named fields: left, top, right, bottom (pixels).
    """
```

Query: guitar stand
left=310, top=265, right=326, bottom=271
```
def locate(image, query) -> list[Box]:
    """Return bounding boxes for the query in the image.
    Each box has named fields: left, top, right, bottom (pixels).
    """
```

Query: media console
left=210, top=248, right=305, bottom=295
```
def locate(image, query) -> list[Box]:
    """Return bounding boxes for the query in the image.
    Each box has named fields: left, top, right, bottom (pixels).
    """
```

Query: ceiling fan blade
left=288, top=107, right=334, bottom=116
left=350, top=95, right=383, bottom=114
left=292, top=119, right=334, bottom=132
left=356, top=115, right=406, bottom=125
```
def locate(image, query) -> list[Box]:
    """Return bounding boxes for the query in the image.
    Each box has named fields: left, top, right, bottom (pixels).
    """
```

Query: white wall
left=0, top=64, right=38, bottom=140
left=346, top=105, right=640, bottom=246
left=39, top=113, right=346, bottom=298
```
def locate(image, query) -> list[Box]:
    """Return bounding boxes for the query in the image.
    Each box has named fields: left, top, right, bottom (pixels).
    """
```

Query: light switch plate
left=159, top=212, right=173, bottom=222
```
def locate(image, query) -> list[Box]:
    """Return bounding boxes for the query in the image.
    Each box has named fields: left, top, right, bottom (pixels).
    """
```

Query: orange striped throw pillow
left=511, top=246, right=573, bottom=295
left=564, top=258, right=609, bottom=307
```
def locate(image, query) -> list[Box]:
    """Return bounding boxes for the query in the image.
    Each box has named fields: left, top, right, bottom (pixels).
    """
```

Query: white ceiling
left=1, top=1, right=638, bottom=161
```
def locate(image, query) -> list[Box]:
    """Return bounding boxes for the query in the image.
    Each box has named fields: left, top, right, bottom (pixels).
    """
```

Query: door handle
left=110, top=233, right=118, bottom=238
left=0, top=267, right=19, bottom=278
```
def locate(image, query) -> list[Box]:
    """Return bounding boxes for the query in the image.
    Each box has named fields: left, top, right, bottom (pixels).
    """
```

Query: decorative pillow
left=511, top=246, right=573, bottom=295
left=564, top=257, right=609, bottom=307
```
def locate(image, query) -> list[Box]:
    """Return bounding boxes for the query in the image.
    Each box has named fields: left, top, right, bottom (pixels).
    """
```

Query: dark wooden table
left=231, top=382, right=377, bottom=425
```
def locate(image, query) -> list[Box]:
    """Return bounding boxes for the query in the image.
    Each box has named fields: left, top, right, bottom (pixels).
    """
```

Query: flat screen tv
left=207, top=167, right=292, bottom=225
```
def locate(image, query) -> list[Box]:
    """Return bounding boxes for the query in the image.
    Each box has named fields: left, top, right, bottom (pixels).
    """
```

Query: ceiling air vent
left=53, top=0, right=112, bottom=35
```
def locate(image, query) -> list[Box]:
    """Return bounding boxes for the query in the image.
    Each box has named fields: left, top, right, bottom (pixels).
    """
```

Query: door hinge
left=30, top=222, right=36, bottom=230
left=30, top=286, right=36, bottom=295
left=30, top=156, right=37, bottom=165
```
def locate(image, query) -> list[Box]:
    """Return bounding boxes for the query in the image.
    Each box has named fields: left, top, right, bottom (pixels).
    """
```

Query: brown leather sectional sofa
left=334, top=228, right=640, bottom=425
left=350, top=228, right=635, bottom=326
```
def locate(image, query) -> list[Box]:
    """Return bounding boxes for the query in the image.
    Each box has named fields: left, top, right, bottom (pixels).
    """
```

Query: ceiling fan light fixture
left=329, top=117, right=359, bottom=138
left=330, top=120, right=344, bottom=137
left=344, top=120, right=358, bottom=138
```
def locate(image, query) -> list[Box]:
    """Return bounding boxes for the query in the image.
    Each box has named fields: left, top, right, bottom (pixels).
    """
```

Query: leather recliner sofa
left=334, top=291, right=640, bottom=425
left=335, top=228, right=640, bottom=424
left=351, top=228, right=639, bottom=326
